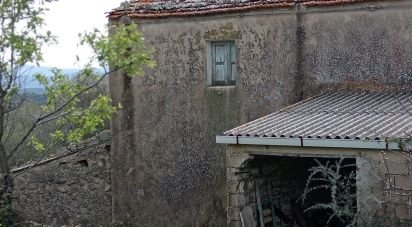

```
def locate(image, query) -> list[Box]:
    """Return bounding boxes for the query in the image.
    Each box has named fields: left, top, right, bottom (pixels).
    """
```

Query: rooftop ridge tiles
left=109, top=0, right=377, bottom=18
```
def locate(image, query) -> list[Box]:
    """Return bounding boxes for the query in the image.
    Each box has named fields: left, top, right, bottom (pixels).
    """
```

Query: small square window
left=210, top=41, right=236, bottom=86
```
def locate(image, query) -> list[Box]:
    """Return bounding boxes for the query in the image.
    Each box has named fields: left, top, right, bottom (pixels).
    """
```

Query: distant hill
left=15, top=66, right=80, bottom=104
left=23, top=88, right=46, bottom=94
left=22, top=89, right=47, bottom=104
left=22, top=65, right=80, bottom=89
left=18, top=66, right=105, bottom=104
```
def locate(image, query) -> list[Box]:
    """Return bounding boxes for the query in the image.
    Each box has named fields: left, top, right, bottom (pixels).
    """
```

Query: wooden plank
left=214, top=44, right=226, bottom=82
left=255, top=179, right=265, bottom=227
left=240, top=206, right=256, bottom=227
left=267, top=178, right=277, bottom=227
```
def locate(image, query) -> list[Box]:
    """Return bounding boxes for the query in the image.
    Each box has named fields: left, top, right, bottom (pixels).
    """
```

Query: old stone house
left=8, top=0, right=412, bottom=226
left=107, top=0, right=412, bottom=226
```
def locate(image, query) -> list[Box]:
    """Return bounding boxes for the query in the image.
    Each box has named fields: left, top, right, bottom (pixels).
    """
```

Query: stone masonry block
left=395, top=204, right=412, bottom=220
left=384, top=193, right=410, bottom=204
left=228, top=193, right=240, bottom=207
left=381, top=202, right=397, bottom=218
left=382, top=160, right=410, bottom=175
left=227, top=179, right=239, bottom=193
left=394, top=175, right=412, bottom=190
left=228, top=220, right=242, bottom=227
left=227, top=206, right=241, bottom=221
left=227, top=154, right=254, bottom=168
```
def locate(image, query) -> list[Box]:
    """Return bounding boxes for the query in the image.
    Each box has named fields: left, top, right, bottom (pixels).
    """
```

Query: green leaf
left=31, top=136, right=45, bottom=152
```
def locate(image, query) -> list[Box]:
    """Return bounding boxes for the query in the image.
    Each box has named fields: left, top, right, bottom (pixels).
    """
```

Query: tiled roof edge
left=109, top=1, right=294, bottom=19
left=108, top=0, right=377, bottom=19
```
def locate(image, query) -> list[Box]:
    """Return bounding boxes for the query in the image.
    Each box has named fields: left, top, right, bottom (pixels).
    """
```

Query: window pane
left=213, top=43, right=227, bottom=84
left=215, top=64, right=226, bottom=82
left=215, top=45, right=226, bottom=63
left=231, top=63, right=236, bottom=81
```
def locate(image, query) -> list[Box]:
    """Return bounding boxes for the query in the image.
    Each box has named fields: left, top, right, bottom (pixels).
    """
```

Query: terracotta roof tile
left=109, top=0, right=378, bottom=19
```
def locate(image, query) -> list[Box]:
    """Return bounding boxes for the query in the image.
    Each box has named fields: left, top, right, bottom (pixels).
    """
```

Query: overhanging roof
left=109, top=0, right=376, bottom=19
left=217, top=92, right=412, bottom=150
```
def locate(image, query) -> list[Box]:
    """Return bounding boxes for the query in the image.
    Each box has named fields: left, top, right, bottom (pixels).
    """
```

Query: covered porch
left=217, top=92, right=412, bottom=227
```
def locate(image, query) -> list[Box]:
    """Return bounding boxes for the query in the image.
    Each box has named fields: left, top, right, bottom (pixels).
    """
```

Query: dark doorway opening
left=248, top=155, right=357, bottom=227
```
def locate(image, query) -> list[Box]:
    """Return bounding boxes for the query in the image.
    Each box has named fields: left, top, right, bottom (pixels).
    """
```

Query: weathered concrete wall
left=109, top=1, right=412, bottom=225
left=12, top=133, right=111, bottom=226
left=302, top=1, right=412, bottom=96
left=110, top=10, right=298, bottom=226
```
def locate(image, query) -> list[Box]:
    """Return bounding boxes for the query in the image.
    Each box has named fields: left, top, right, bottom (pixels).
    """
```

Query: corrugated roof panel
left=223, top=92, right=412, bottom=141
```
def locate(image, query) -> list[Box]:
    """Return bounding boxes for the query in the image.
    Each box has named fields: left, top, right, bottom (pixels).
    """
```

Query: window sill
left=207, top=85, right=236, bottom=89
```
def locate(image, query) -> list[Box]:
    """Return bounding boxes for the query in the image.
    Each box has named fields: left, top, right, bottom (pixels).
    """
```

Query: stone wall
left=11, top=132, right=112, bottom=226
left=360, top=151, right=412, bottom=226
left=109, top=0, right=412, bottom=225
left=301, top=1, right=412, bottom=96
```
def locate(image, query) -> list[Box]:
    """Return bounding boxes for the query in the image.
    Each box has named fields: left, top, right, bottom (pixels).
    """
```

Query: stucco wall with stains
left=110, top=10, right=298, bottom=226
left=302, top=1, right=412, bottom=96
left=109, top=1, right=412, bottom=226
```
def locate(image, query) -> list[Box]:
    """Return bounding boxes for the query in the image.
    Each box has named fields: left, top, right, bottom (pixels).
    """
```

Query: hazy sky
left=40, top=0, right=123, bottom=68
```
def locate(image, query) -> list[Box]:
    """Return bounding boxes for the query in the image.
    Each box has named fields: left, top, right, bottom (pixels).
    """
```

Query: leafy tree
left=0, top=0, right=154, bottom=223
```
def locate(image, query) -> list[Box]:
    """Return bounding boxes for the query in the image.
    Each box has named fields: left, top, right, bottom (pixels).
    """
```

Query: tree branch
left=36, top=111, right=70, bottom=126
left=12, top=140, right=56, bottom=178
left=4, top=93, right=25, bottom=114
left=7, top=65, right=121, bottom=160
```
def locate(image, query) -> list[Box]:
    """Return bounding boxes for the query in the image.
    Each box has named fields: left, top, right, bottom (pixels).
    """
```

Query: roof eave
left=216, top=135, right=400, bottom=150
left=107, top=3, right=293, bottom=20
left=108, top=0, right=377, bottom=19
